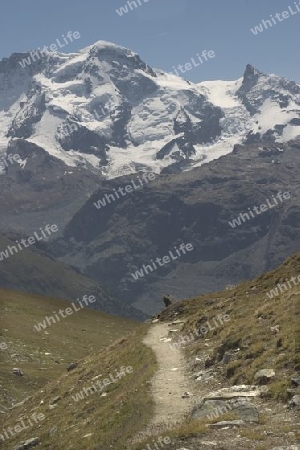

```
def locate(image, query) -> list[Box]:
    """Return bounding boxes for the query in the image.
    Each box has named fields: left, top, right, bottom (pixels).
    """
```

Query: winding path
left=142, top=322, right=194, bottom=429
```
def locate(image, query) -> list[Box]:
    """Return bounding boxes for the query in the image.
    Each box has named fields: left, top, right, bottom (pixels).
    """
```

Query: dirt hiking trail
left=140, top=322, right=194, bottom=436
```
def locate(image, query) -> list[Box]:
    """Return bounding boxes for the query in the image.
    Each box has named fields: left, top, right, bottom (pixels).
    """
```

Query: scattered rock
left=204, top=356, right=215, bottom=368
left=291, top=375, right=300, bottom=387
left=182, top=391, right=191, bottom=398
left=254, top=369, right=275, bottom=384
left=270, top=325, right=280, bottom=334
left=193, top=357, right=202, bottom=368
left=11, top=397, right=31, bottom=409
left=221, top=351, right=233, bottom=365
left=270, top=446, right=300, bottom=450
left=160, top=337, right=172, bottom=343
left=234, top=400, right=259, bottom=423
left=192, top=399, right=232, bottom=419
left=195, top=368, right=214, bottom=383
left=200, top=442, right=218, bottom=447
left=67, top=363, right=78, bottom=372
left=49, top=426, right=58, bottom=437
left=209, top=420, right=245, bottom=428
left=288, top=395, right=300, bottom=409
left=170, top=320, right=185, bottom=325
left=14, top=437, right=40, bottom=450
left=12, top=368, right=24, bottom=376
left=200, top=385, right=265, bottom=401
left=192, top=396, right=259, bottom=423
left=50, top=396, right=61, bottom=405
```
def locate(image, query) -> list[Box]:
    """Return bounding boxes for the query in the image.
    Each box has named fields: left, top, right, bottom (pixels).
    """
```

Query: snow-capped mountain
left=0, top=41, right=299, bottom=178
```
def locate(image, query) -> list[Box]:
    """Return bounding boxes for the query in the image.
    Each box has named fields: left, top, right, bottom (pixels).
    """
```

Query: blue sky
left=1, top=0, right=299, bottom=83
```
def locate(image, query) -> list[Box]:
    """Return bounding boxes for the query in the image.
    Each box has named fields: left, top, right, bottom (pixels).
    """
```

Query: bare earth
left=142, top=322, right=194, bottom=429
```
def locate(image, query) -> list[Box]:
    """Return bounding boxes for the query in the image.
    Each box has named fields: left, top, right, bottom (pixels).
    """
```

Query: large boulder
left=254, top=369, right=275, bottom=385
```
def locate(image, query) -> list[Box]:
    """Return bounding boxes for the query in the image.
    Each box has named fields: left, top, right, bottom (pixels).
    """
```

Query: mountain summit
left=0, top=41, right=299, bottom=179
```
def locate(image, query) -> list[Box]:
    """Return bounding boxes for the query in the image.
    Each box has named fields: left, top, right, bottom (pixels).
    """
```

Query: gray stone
left=195, top=368, right=214, bottom=382
left=254, top=369, right=275, bottom=384
left=201, top=385, right=264, bottom=401
left=49, top=426, right=58, bottom=437
left=270, top=446, right=300, bottom=450
left=49, top=396, right=61, bottom=405
left=209, top=420, right=245, bottom=428
left=11, top=397, right=31, bottom=409
left=14, top=437, right=40, bottom=450
left=289, top=395, right=300, bottom=408
left=234, top=400, right=259, bottom=423
left=192, top=397, right=259, bottom=423
left=67, top=363, right=78, bottom=372
left=12, top=368, right=24, bottom=376
left=192, top=399, right=229, bottom=419
left=221, top=351, right=233, bottom=365
left=291, top=375, right=300, bottom=387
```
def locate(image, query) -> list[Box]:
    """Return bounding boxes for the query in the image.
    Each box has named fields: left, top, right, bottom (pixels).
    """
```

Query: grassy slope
left=1, top=254, right=299, bottom=449
left=0, top=290, right=156, bottom=450
left=153, top=253, right=300, bottom=448
left=160, top=253, right=300, bottom=396
left=1, top=328, right=156, bottom=450
left=0, top=234, right=141, bottom=319
left=0, top=289, right=139, bottom=409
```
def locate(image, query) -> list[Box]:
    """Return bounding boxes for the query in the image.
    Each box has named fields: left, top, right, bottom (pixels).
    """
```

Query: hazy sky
left=1, top=0, right=299, bottom=83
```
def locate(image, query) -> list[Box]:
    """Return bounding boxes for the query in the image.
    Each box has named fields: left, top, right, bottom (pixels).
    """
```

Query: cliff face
left=52, top=140, right=300, bottom=315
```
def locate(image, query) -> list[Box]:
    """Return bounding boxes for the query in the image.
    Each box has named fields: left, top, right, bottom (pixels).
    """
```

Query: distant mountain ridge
left=0, top=41, right=299, bottom=179
left=51, top=139, right=300, bottom=315
left=0, top=41, right=299, bottom=318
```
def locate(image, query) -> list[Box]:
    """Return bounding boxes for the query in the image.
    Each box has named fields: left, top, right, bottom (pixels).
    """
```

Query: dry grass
left=1, top=254, right=299, bottom=449
left=0, top=289, right=139, bottom=409
left=1, top=326, right=156, bottom=450
left=160, top=253, right=300, bottom=400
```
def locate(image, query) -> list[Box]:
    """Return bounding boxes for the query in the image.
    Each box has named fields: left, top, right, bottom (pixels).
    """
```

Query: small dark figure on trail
left=163, top=294, right=174, bottom=308
left=67, top=362, right=78, bottom=372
